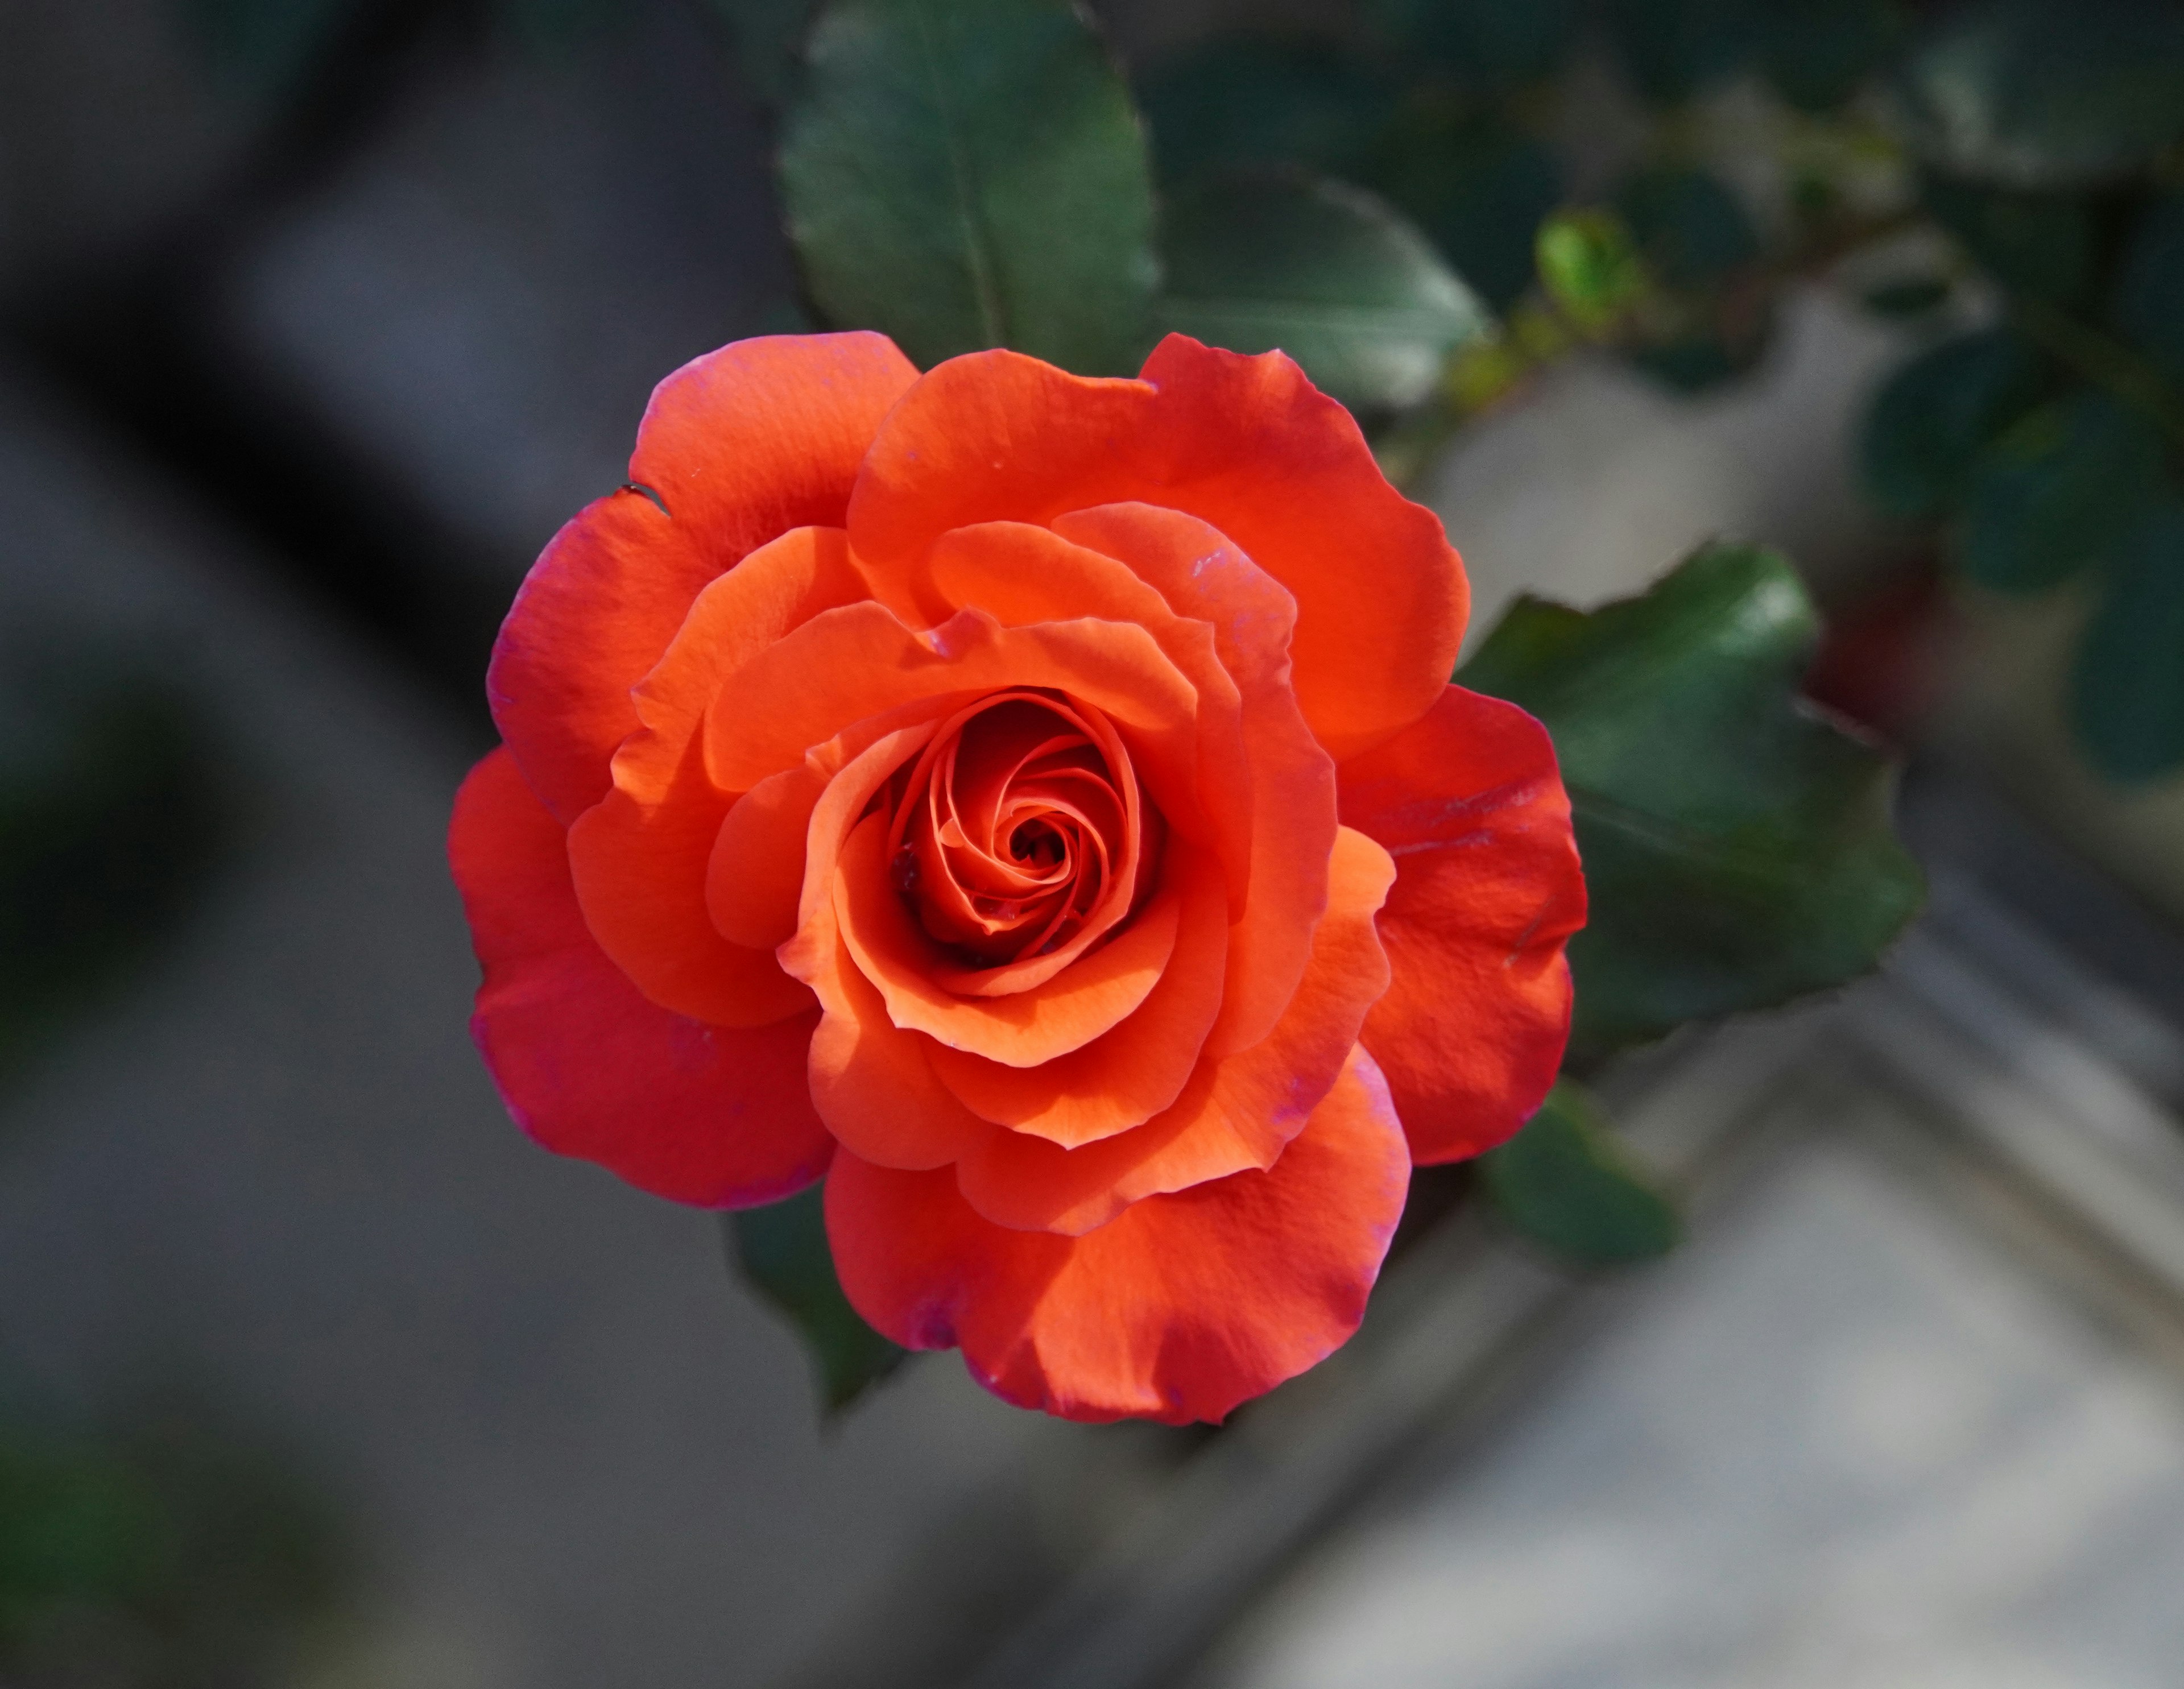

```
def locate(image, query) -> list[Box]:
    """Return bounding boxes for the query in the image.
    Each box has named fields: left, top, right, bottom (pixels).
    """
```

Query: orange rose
left=449, top=332, right=1584, bottom=1423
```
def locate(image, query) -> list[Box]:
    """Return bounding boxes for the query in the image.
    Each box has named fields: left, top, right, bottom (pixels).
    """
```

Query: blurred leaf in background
left=0, top=660, right=230, bottom=1097
left=728, top=1186, right=907, bottom=1414
left=1363, top=109, right=1564, bottom=313
left=1138, top=35, right=1394, bottom=188
left=1892, top=0, right=2184, bottom=188
left=0, top=1402, right=347, bottom=1686
left=778, top=0, right=1157, bottom=374
left=177, top=0, right=358, bottom=97
left=1534, top=208, right=1651, bottom=336
left=1461, top=543, right=1926, bottom=1063
left=1159, top=169, right=1491, bottom=415
left=1363, top=0, right=1581, bottom=95
left=1482, top=1081, right=1680, bottom=1268
left=2071, top=502, right=2184, bottom=783
left=2111, top=192, right=2184, bottom=384
left=1860, top=327, right=2048, bottom=520
left=1756, top=0, right=1906, bottom=112
left=1956, top=392, right=2166, bottom=594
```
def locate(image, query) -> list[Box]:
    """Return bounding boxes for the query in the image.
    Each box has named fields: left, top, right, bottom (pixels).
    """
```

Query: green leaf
left=2111, top=192, right=2184, bottom=383
left=779, top=0, right=1159, bottom=374
left=727, top=1187, right=907, bottom=1414
left=2071, top=499, right=2184, bottom=783
left=1482, top=1081, right=1680, bottom=1268
left=1157, top=169, right=1491, bottom=414
left=1860, top=328, right=2046, bottom=519
left=700, top=0, right=820, bottom=102
left=1364, top=110, right=1565, bottom=311
left=1957, top=392, right=2166, bottom=594
left=1921, top=175, right=2095, bottom=306
left=1459, top=542, right=1926, bottom=1061
left=1364, top=0, right=1581, bottom=93
left=1535, top=208, right=1648, bottom=333
left=1600, top=0, right=1760, bottom=104
left=1136, top=36, right=1395, bottom=187
left=1860, top=277, right=1954, bottom=319
left=1757, top=0, right=1905, bottom=111
left=1893, top=0, right=2184, bottom=188
left=1614, top=166, right=1760, bottom=291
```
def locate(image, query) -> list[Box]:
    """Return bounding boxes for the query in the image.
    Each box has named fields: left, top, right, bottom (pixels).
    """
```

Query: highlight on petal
left=490, top=333, right=916, bottom=823
left=847, top=336, right=1466, bottom=761
left=826, top=1047, right=1411, bottom=1425
left=450, top=748, right=832, bottom=1207
left=1340, top=685, right=1586, bottom=1165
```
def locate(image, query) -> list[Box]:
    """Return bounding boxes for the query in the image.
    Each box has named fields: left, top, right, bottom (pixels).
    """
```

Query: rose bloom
left=449, top=332, right=1584, bottom=1424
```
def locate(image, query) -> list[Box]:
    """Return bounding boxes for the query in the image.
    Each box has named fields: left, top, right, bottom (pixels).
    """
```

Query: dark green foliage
left=1860, top=328, right=2048, bottom=519
left=0, top=1409, right=346, bottom=1684
left=1482, top=1082, right=1680, bottom=1268
left=1364, top=0, right=1581, bottom=93
left=1862, top=278, right=1954, bottom=319
left=1600, top=0, right=1759, bottom=104
left=1460, top=543, right=1926, bottom=1061
left=1921, top=176, right=2095, bottom=307
left=177, top=0, right=354, bottom=95
left=1893, top=0, right=2184, bottom=187
left=1158, top=169, right=1491, bottom=414
left=1958, top=392, right=2167, bottom=593
left=779, top=0, right=1159, bottom=374
left=2111, top=193, right=2184, bottom=383
left=729, top=1187, right=908, bottom=1413
left=1534, top=209, right=1648, bottom=333
left=1614, top=167, right=1761, bottom=292
left=702, top=0, right=821, bottom=102
left=1137, top=37, right=1394, bottom=187
left=2071, top=501, right=2184, bottom=782
left=1757, top=0, right=1906, bottom=111
left=1363, top=111, right=1564, bottom=312
left=0, top=672, right=228, bottom=1090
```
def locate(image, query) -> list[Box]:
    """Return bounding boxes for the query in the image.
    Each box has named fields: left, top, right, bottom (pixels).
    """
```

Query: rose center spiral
left=887, top=690, right=1154, bottom=970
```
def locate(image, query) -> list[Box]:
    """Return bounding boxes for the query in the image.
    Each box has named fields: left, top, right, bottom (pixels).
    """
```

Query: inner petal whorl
left=887, top=691, right=1153, bottom=974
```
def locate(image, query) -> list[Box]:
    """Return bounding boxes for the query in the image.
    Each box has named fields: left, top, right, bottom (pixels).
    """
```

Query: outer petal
left=827, top=1048, right=1410, bottom=1425
left=490, top=332, right=917, bottom=822
left=846, top=336, right=1465, bottom=760
left=450, top=748, right=832, bottom=1207
left=1339, top=686, right=1586, bottom=1165
left=953, top=826, right=1394, bottom=1233
left=566, top=527, right=867, bottom=1029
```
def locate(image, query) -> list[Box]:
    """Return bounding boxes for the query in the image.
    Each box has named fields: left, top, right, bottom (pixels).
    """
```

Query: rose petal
left=834, top=813, right=1183, bottom=1066
left=953, top=825, right=1393, bottom=1232
left=846, top=335, right=1465, bottom=760
left=924, top=837, right=1230, bottom=1148
left=450, top=748, right=832, bottom=1206
left=566, top=527, right=867, bottom=1028
left=826, top=1046, right=1410, bottom=1425
left=490, top=332, right=916, bottom=822
left=1339, top=685, right=1585, bottom=1165
left=1053, top=502, right=1338, bottom=1055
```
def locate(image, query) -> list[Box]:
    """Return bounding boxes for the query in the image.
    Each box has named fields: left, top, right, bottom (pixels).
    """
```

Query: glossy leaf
left=1482, top=1082, right=1680, bottom=1268
left=1366, top=111, right=1565, bottom=311
left=1893, top=0, right=2184, bottom=188
left=1921, top=176, right=2094, bottom=307
left=2112, top=192, right=2184, bottom=382
left=1860, top=328, right=2046, bottom=519
left=1536, top=209, right=1648, bottom=333
left=779, top=0, right=1158, bottom=374
left=2071, top=500, right=2184, bottom=783
left=1157, top=169, right=1491, bottom=413
left=1364, top=0, right=1581, bottom=92
left=1137, top=37, right=1394, bottom=187
left=1459, top=542, right=1926, bottom=1061
left=1958, top=392, right=2166, bottom=594
left=728, top=1186, right=907, bottom=1413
